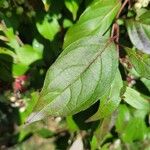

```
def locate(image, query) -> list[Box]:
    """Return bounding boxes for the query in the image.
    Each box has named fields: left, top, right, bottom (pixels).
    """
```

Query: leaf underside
left=126, top=11, right=150, bottom=54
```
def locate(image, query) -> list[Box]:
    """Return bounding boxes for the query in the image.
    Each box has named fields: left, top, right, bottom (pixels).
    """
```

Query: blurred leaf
left=133, top=109, right=148, bottom=120
left=0, top=47, right=16, bottom=58
left=101, top=143, right=110, bottom=150
left=63, top=19, right=73, bottom=28
left=20, top=92, right=39, bottom=123
left=32, top=39, right=44, bottom=52
left=63, top=0, right=121, bottom=48
left=36, top=128, right=54, bottom=138
left=125, top=47, right=150, bottom=79
left=88, top=70, right=123, bottom=121
left=36, top=14, right=60, bottom=41
left=12, top=63, right=29, bottom=77
left=90, top=135, right=98, bottom=150
left=115, top=104, right=131, bottom=133
left=122, top=117, right=147, bottom=142
left=123, top=87, right=150, bottom=112
left=66, top=116, right=79, bottom=132
left=141, top=78, right=150, bottom=92
left=94, top=117, right=112, bottom=145
left=15, top=44, right=43, bottom=65
left=26, top=35, right=118, bottom=124
left=126, top=10, right=150, bottom=54
left=65, top=0, right=81, bottom=20
left=2, top=28, right=20, bottom=49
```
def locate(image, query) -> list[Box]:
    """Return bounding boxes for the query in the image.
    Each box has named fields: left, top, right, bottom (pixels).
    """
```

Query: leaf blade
left=123, top=87, right=150, bottom=112
left=26, top=35, right=118, bottom=124
left=63, top=0, right=121, bottom=48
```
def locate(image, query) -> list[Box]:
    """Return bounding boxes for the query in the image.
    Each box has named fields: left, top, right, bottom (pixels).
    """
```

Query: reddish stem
left=116, top=0, right=129, bottom=19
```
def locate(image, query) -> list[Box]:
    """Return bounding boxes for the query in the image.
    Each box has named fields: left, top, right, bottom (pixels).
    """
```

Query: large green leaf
left=26, top=35, right=118, bottom=124
left=63, top=0, right=121, bottom=48
left=126, top=11, right=150, bottom=54
left=125, top=47, right=150, bottom=79
left=123, top=87, right=150, bottom=112
left=88, top=70, right=123, bottom=121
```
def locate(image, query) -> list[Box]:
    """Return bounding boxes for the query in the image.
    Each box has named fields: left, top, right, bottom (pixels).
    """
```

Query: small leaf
left=63, top=0, right=121, bottom=48
left=0, top=47, right=16, bottom=58
left=66, top=116, right=79, bottom=132
left=90, top=136, right=98, bottom=150
left=2, top=27, right=20, bottom=49
left=26, top=35, right=118, bottom=124
left=16, top=44, right=42, bottom=65
left=125, top=47, right=150, bottom=79
left=88, top=70, right=123, bottom=121
left=65, top=0, right=81, bottom=20
left=36, top=14, right=60, bottom=41
left=123, top=87, right=150, bottom=111
left=12, top=63, right=29, bottom=77
left=126, top=10, right=150, bottom=54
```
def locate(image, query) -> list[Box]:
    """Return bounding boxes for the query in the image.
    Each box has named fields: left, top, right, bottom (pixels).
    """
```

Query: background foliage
left=0, top=0, right=150, bottom=149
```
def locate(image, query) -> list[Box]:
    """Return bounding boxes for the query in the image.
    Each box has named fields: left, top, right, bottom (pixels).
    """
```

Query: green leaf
left=36, top=128, right=54, bottom=138
left=12, top=63, right=29, bottom=77
left=16, top=44, right=42, bottom=65
left=88, top=70, right=123, bottom=121
left=125, top=47, right=150, bottom=79
left=2, top=27, right=20, bottom=49
left=122, top=117, right=147, bottom=142
left=63, top=18, right=73, bottom=28
left=123, top=87, right=150, bottom=112
left=26, top=35, right=118, bottom=124
left=65, top=0, right=81, bottom=20
left=0, top=47, right=16, bottom=58
left=66, top=116, right=79, bottom=132
left=63, top=0, right=121, bottom=48
left=115, top=104, right=131, bottom=133
left=126, top=11, right=150, bottom=54
left=32, top=39, right=44, bottom=53
left=141, top=78, right=150, bottom=92
left=36, top=14, right=60, bottom=41
left=21, top=92, right=39, bottom=124
left=90, top=136, right=98, bottom=150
